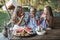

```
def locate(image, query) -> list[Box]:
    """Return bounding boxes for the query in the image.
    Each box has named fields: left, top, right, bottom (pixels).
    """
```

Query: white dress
left=13, top=17, right=25, bottom=30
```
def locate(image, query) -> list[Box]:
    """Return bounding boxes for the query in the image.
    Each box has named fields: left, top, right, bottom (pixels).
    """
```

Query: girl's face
left=43, top=8, right=49, bottom=15
left=19, top=8, right=22, bottom=14
left=30, top=8, right=36, bottom=16
left=19, top=8, right=25, bottom=16
left=20, top=11, right=25, bottom=16
left=16, top=7, right=25, bottom=17
left=30, top=9, right=35, bottom=14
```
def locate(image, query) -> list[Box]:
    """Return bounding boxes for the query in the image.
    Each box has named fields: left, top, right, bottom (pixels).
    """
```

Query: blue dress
left=40, top=18, right=48, bottom=30
left=27, top=16, right=37, bottom=33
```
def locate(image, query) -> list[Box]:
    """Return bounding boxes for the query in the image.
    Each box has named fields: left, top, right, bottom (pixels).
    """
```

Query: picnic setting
left=0, top=0, right=60, bottom=40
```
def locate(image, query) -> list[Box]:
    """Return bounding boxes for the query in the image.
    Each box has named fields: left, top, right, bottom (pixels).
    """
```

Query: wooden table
left=9, top=28, right=60, bottom=40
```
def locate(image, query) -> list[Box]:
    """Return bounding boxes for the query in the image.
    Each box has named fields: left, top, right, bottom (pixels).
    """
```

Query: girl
left=7, top=6, right=25, bottom=30
left=38, top=6, right=53, bottom=30
left=27, top=7, right=37, bottom=33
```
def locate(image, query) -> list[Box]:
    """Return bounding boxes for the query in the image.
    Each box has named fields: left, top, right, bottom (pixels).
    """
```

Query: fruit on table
left=16, top=28, right=23, bottom=33
left=25, top=27, right=32, bottom=33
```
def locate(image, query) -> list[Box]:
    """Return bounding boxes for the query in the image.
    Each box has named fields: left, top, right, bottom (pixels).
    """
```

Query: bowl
left=36, top=30, right=46, bottom=35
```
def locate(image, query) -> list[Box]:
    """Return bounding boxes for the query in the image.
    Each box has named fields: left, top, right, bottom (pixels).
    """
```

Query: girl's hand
left=30, top=13, right=35, bottom=17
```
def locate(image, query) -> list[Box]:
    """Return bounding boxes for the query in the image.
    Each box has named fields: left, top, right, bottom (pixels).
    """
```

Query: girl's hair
left=30, top=7, right=37, bottom=12
left=14, top=6, right=22, bottom=13
left=30, top=7, right=37, bottom=16
left=14, top=6, right=24, bottom=17
left=44, top=6, right=53, bottom=17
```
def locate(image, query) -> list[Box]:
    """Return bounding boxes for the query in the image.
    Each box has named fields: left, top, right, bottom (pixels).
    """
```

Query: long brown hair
left=14, top=6, right=25, bottom=17
left=12, top=6, right=25, bottom=24
left=44, top=6, right=53, bottom=17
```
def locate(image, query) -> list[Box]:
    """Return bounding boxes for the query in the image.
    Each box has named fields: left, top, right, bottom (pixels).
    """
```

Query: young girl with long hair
left=38, top=6, right=53, bottom=30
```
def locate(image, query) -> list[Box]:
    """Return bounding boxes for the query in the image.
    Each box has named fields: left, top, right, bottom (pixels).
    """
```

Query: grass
left=0, top=7, right=30, bottom=31
left=0, top=9, right=9, bottom=32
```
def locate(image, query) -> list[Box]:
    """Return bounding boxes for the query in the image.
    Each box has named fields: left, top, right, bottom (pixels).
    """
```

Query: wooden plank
left=53, top=17, right=60, bottom=27
left=10, top=29, right=60, bottom=40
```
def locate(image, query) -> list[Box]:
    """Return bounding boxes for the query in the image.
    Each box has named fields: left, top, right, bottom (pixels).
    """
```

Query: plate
left=12, top=30, right=34, bottom=37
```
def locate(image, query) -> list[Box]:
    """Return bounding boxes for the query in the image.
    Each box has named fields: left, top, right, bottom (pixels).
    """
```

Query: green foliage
left=0, top=0, right=3, bottom=8
left=0, top=11, right=9, bottom=27
left=0, top=0, right=60, bottom=12
left=36, top=0, right=60, bottom=12
left=23, top=8, right=29, bottom=12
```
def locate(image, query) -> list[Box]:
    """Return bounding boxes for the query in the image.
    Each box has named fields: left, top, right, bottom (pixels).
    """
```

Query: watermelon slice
left=25, top=27, right=32, bottom=33
left=16, top=28, right=24, bottom=33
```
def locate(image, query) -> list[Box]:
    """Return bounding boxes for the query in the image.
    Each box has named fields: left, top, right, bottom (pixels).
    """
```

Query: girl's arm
left=16, top=16, right=24, bottom=26
left=48, top=17, right=53, bottom=26
left=40, top=15, right=45, bottom=23
left=26, top=15, right=30, bottom=25
left=7, top=11, right=17, bottom=25
left=46, top=19, right=49, bottom=26
left=46, top=16, right=53, bottom=27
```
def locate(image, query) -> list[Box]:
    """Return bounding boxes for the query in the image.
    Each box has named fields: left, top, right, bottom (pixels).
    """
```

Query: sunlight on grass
left=0, top=10, right=9, bottom=32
